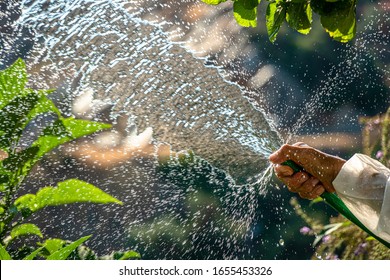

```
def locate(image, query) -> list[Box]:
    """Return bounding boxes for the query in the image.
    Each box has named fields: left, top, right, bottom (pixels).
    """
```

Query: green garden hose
left=282, top=160, right=390, bottom=248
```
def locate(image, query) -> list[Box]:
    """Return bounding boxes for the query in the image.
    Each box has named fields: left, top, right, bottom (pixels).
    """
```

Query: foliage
left=291, top=197, right=390, bottom=259
left=201, top=0, right=357, bottom=43
left=0, top=59, right=139, bottom=260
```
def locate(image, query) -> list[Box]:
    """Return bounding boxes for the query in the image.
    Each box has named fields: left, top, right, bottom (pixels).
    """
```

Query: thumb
left=269, top=150, right=288, bottom=164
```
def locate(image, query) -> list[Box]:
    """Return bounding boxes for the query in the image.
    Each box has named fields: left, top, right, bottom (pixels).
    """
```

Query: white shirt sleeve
left=332, top=153, right=390, bottom=243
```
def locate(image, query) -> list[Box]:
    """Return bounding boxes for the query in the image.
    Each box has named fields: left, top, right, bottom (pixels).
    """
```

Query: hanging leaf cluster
left=201, top=0, right=357, bottom=43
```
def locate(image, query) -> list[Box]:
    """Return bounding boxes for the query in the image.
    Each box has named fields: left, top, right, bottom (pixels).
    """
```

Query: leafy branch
left=0, top=59, right=139, bottom=260
left=201, top=0, right=357, bottom=43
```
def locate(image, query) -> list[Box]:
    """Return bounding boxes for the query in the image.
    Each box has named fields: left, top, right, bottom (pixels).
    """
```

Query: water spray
left=282, top=160, right=390, bottom=248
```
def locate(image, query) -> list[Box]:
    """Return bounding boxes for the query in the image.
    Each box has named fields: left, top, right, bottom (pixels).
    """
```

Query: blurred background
left=0, top=0, right=389, bottom=259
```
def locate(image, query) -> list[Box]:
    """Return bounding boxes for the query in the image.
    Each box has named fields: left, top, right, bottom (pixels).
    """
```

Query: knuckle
left=279, top=144, right=290, bottom=154
left=293, top=142, right=306, bottom=147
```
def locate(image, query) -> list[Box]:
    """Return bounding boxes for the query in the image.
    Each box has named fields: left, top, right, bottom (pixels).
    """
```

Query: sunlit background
left=0, top=0, right=389, bottom=259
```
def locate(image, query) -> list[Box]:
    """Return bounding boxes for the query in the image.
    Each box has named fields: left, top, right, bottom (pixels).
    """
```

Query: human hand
left=269, top=143, right=346, bottom=199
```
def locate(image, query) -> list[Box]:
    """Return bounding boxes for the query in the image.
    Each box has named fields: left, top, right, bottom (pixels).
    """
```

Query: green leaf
left=286, top=2, right=312, bottom=35
left=118, top=250, right=141, bottom=260
left=40, top=239, right=66, bottom=255
left=320, top=0, right=356, bottom=43
left=10, top=223, right=43, bottom=239
left=233, top=0, right=259, bottom=28
left=309, top=196, right=323, bottom=206
left=313, top=234, right=323, bottom=247
left=33, top=117, right=111, bottom=159
left=0, top=58, right=27, bottom=110
left=2, top=146, right=40, bottom=172
left=312, top=223, right=343, bottom=247
left=201, top=0, right=228, bottom=5
left=23, top=247, right=44, bottom=260
left=266, top=1, right=287, bottom=42
left=311, top=0, right=349, bottom=16
left=0, top=89, right=60, bottom=151
left=239, top=0, right=260, bottom=10
left=0, top=243, right=12, bottom=260
left=323, top=222, right=343, bottom=235
left=0, top=173, right=8, bottom=192
left=46, top=235, right=91, bottom=260
left=26, top=89, right=61, bottom=119
left=5, top=118, right=111, bottom=183
left=15, top=179, right=122, bottom=213
left=0, top=92, right=40, bottom=150
left=1, top=146, right=40, bottom=190
left=62, top=117, right=112, bottom=138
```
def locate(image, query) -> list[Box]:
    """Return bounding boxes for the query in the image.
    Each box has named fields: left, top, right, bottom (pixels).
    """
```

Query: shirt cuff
left=332, top=153, right=390, bottom=243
